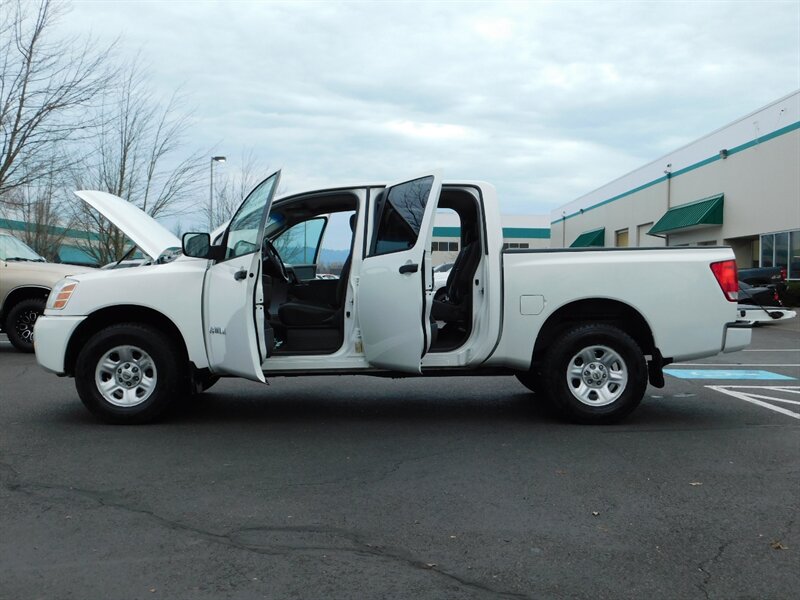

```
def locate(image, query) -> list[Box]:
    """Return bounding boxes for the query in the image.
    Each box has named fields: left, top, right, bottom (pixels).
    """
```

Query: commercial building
left=430, top=213, right=550, bottom=266
left=550, top=91, right=800, bottom=279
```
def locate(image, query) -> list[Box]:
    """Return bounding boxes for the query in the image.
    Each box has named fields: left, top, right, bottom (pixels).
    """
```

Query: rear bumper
left=722, top=321, right=751, bottom=353
left=34, top=315, right=85, bottom=374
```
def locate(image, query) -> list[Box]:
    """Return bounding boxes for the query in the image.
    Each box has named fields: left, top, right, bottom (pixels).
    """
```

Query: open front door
left=357, top=171, right=442, bottom=373
left=203, top=171, right=281, bottom=381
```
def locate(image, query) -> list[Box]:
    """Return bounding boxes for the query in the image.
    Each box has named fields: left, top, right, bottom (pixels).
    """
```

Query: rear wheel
left=75, top=323, right=184, bottom=424
left=541, top=323, right=647, bottom=424
left=5, top=297, right=46, bottom=353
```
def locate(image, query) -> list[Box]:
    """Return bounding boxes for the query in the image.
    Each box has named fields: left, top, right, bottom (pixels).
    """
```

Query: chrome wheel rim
left=566, top=345, right=628, bottom=407
left=95, top=345, right=157, bottom=407
left=15, top=309, right=40, bottom=343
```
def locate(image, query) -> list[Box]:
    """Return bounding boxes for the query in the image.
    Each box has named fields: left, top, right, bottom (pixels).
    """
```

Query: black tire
left=5, top=297, right=46, bottom=353
left=541, top=323, right=647, bottom=424
left=75, top=323, right=184, bottom=424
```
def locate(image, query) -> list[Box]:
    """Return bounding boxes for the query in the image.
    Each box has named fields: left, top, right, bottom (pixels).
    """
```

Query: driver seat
left=277, top=214, right=355, bottom=327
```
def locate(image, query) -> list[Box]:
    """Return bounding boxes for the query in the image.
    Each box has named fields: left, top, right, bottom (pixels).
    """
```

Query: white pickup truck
left=34, top=171, right=750, bottom=424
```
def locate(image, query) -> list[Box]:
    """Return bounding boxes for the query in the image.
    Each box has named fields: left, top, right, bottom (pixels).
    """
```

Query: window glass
left=225, top=173, right=278, bottom=259
left=774, top=232, right=789, bottom=270
left=760, top=234, right=774, bottom=267
left=615, top=229, right=629, bottom=247
left=790, top=231, right=800, bottom=279
left=520, top=243, right=529, bottom=249
left=431, top=242, right=439, bottom=252
left=272, top=218, right=326, bottom=265
left=448, top=241, right=459, bottom=252
left=370, top=176, right=433, bottom=256
left=317, top=211, right=355, bottom=276
left=0, top=234, right=45, bottom=261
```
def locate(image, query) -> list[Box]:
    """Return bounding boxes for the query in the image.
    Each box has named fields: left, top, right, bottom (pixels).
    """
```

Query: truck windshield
left=0, top=234, right=46, bottom=262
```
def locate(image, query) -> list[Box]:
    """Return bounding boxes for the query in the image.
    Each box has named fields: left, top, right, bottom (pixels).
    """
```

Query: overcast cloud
left=58, top=0, right=799, bottom=227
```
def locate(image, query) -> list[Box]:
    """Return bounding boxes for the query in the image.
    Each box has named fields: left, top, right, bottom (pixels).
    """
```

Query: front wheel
left=6, top=297, right=46, bottom=353
left=542, top=323, right=647, bottom=424
left=75, top=323, right=184, bottom=424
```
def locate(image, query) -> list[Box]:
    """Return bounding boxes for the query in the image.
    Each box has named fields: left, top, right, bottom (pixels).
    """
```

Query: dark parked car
left=739, top=266, right=788, bottom=295
left=738, top=281, right=784, bottom=307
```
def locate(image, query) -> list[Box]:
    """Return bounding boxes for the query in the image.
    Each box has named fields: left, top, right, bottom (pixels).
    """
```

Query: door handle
left=234, top=269, right=248, bottom=281
left=399, top=263, right=419, bottom=274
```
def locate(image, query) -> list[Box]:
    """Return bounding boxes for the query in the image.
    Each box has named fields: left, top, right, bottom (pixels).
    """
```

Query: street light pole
left=209, top=156, right=226, bottom=230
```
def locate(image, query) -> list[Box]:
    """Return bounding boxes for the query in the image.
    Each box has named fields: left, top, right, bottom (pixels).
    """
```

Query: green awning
left=570, top=227, right=605, bottom=247
left=649, top=194, right=724, bottom=235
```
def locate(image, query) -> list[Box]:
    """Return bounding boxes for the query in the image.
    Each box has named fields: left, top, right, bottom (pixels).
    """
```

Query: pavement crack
left=696, top=539, right=734, bottom=600
left=228, top=525, right=532, bottom=599
left=2, top=463, right=530, bottom=599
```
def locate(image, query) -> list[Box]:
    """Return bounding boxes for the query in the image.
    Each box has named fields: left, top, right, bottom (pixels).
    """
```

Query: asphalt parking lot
left=1, top=320, right=798, bottom=600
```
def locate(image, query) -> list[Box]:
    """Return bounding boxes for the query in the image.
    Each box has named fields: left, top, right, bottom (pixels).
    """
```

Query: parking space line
left=673, top=363, right=800, bottom=367
left=733, top=393, right=800, bottom=405
left=665, top=369, right=795, bottom=380
left=706, top=385, right=800, bottom=420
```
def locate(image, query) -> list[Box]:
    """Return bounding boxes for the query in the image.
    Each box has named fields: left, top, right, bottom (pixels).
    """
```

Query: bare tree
left=9, top=174, right=75, bottom=261
left=206, top=149, right=270, bottom=229
left=0, top=0, right=114, bottom=205
left=72, top=61, right=206, bottom=263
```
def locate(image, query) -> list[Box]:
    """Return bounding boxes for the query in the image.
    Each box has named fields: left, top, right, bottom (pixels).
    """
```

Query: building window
left=697, top=240, right=717, bottom=246
left=448, top=241, right=459, bottom=252
left=519, top=243, right=529, bottom=249
left=775, top=232, right=789, bottom=271
left=615, top=229, right=629, bottom=247
left=431, top=241, right=439, bottom=252
left=760, top=230, right=800, bottom=279
left=761, top=234, right=774, bottom=267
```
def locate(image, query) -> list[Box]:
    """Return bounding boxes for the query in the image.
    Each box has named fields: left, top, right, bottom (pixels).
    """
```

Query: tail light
left=710, top=260, right=738, bottom=302
left=780, top=267, right=787, bottom=281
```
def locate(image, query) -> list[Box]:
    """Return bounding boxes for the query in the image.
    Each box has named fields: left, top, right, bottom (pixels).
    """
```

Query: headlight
left=46, top=279, right=78, bottom=310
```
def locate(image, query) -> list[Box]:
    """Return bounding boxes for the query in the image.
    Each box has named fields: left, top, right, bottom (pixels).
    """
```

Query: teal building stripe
left=432, top=226, right=550, bottom=239
left=551, top=120, right=800, bottom=225
left=0, top=217, right=99, bottom=241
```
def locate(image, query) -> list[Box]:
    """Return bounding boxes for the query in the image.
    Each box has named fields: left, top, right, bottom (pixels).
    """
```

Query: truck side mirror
left=182, top=232, right=211, bottom=258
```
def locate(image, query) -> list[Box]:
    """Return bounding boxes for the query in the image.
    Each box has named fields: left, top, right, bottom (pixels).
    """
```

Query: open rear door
left=357, top=171, right=442, bottom=373
left=203, top=171, right=280, bottom=382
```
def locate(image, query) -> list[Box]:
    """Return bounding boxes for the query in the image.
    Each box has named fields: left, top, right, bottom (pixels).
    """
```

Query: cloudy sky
left=59, top=0, right=799, bottom=226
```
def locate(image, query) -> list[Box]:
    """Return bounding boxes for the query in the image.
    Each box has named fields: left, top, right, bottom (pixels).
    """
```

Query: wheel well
left=64, top=305, right=190, bottom=377
left=1, top=286, right=50, bottom=323
left=531, top=299, right=657, bottom=367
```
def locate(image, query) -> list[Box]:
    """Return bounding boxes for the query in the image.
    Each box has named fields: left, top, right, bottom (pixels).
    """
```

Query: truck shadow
left=166, top=391, right=562, bottom=425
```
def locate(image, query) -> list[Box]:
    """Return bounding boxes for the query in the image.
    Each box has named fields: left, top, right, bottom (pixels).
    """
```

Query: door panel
left=357, top=171, right=442, bottom=372
left=204, top=171, right=280, bottom=381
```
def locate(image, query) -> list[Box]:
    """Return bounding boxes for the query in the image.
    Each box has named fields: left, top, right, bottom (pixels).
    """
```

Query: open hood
left=74, top=191, right=181, bottom=261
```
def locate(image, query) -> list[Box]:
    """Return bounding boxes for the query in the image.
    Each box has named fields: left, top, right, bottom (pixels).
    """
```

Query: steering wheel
left=262, top=240, right=289, bottom=282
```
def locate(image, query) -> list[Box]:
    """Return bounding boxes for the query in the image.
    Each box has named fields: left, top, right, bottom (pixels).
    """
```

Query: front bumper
left=34, top=315, right=86, bottom=374
left=722, top=321, right=751, bottom=353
